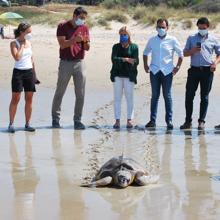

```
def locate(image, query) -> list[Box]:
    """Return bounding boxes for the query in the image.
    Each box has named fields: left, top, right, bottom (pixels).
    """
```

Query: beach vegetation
left=97, top=16, right=110, bottom=29
left=0, top=2, right=219, bottom=29
left=182, top=19, right=193, bottom=29
left=103, top=11, right=128, bottom=23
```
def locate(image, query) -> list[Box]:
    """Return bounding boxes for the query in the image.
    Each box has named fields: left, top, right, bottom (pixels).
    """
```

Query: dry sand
left=0, top=20, right=220, bottom=220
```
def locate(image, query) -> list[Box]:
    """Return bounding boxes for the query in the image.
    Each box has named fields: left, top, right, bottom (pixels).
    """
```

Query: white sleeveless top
left=14, top=39, right=33, bottom=70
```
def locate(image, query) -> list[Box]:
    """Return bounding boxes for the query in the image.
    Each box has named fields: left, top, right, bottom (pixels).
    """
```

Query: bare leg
left=24, top=92, right=34, bottom=125
left=9, top=92, right=21, bottom=124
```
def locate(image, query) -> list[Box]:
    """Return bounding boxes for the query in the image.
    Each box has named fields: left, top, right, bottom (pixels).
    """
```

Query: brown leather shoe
left=113, top=119, right=120, bottom=129
left=126, top=119, right=133, bottom=129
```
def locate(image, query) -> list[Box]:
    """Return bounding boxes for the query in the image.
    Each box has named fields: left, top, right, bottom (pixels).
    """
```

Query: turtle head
left=115, top=170, right=132, bottom=188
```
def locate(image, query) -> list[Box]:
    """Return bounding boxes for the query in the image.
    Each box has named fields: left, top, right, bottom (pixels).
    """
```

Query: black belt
left=61, top=59, right=81, bottom=62
left=191, top=66, right=210, bottom=71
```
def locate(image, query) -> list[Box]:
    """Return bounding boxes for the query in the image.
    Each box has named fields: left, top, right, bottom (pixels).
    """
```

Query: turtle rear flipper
left=81, top=176, right=112, bottom=187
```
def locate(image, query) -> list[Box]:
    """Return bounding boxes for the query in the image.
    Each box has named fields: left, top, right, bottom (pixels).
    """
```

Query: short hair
left=73, top=7, right=88, bottom=16
left=156, top=18, right=169, bottom=27
left=197, top=17, right=210, bottom=27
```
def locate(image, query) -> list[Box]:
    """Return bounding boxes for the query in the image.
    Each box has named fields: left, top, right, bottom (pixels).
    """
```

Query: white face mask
left=198, top=29, right=208, bottom=36
left=25, top=33, right=32, bottom=40
left=157, top=28, right=167, bottom=37
left=75, top=18, right=85, bottom=26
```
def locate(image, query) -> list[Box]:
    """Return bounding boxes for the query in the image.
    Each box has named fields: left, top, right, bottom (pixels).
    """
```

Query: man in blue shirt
left=143, top=18, right=183, bottom=130
left=180, top=17, right=220, bottom=130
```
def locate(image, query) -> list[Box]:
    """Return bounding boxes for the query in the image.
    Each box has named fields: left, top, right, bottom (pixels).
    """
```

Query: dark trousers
left=150, top=71, right=173, bottom=123
left=185, top=67, right=213, bottom=123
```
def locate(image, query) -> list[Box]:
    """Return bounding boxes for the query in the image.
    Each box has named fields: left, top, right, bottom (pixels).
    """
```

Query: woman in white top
left=8, top=22, right=39, bottom=133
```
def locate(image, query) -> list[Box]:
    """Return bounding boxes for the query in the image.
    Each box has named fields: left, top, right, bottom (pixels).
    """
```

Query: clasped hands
left=122, top=57, right=136, bottom=65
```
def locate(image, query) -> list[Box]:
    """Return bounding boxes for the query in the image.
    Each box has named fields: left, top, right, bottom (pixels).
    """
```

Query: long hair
left=14, top=22, right=31, bottom=38
left=119, top=26, right=131, bottom=44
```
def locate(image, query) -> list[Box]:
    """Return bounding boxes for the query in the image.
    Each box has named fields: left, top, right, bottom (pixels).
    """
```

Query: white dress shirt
left=143, top=34, right=183, bottom=75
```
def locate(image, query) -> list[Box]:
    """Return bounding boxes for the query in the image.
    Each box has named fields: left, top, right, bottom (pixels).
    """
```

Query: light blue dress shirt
left=143, top=35, right=183, bottom=76
left=184, top=33, right=220, bottom=67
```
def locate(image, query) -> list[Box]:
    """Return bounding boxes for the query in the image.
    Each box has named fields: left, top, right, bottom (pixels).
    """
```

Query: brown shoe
left=198, top=121, right=205, bottom=130
left=113, top=119, right=120, bottom=129
left=126, top=120, right=133, bottom=129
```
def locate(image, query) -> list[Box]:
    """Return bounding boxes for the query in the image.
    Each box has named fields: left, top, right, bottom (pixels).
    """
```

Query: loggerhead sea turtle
left=82, top=156, right=159, bottom=188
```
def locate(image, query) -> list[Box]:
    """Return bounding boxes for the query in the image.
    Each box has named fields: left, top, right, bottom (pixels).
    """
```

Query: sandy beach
left=0, top=19, right=220, bottom=220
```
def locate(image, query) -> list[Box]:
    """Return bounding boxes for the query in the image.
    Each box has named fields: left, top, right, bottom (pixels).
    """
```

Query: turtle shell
left=95, top=156, right=147, bottom=180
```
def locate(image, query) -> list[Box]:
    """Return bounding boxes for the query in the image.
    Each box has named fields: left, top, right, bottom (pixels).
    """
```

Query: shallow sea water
left=0, top=84, right=220, bottom=220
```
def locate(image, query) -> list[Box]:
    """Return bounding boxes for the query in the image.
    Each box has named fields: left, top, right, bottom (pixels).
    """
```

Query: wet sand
left=0, top=23, right=220, bottom=220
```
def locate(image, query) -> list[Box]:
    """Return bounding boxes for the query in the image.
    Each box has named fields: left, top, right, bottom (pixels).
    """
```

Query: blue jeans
left=150, top=71, right=173, bottom=123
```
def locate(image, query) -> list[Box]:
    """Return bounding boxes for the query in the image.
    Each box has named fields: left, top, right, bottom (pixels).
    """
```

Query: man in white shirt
left=143, top=18, right=183, bottom=130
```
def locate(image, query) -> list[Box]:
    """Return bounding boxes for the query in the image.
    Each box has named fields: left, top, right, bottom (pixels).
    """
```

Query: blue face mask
left=157, top=28, right=167, bottom=37
left=120, top=35, right=129, bottom=43
left=75, top=18, right=85, bottom=26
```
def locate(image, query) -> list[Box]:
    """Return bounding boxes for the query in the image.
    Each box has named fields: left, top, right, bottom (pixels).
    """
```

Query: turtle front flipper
left=81, top=176, right=113, bottom=187
left=135, top=172, right=159, bottom=186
